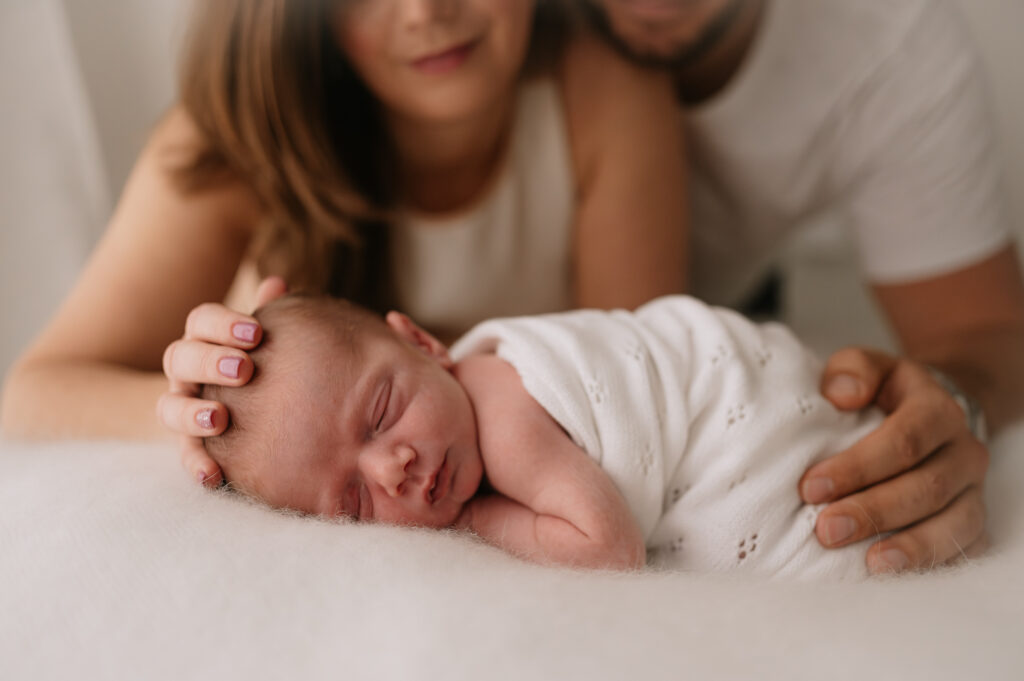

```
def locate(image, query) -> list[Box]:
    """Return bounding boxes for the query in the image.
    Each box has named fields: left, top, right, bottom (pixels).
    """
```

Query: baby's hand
left=156, top=276, right=288, bottom=486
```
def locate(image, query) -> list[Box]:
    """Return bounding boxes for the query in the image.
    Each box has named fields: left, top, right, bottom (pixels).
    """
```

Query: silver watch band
left=926, top=366, right=988, bottom=442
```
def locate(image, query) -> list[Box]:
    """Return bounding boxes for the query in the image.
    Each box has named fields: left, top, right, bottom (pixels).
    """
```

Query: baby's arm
left=454, top=355, right=646, bottom=570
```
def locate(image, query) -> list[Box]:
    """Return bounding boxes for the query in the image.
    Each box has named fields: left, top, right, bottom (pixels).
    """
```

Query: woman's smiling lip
left=410, top=40, right=478, bottom=75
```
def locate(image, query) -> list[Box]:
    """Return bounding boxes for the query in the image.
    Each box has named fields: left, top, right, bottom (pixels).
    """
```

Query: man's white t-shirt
left=689, top=0, right=1012, bottom=306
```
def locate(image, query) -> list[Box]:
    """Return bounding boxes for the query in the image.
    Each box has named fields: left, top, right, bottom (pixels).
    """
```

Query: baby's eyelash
left=374, top=381, right=391, bottom=431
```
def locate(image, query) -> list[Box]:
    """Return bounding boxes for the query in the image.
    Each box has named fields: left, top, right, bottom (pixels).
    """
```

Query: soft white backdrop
left=1, top=0, right=1022, bottom=380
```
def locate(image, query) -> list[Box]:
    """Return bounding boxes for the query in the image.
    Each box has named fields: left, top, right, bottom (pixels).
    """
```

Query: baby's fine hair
left=200, top=295, right=382, bottom=490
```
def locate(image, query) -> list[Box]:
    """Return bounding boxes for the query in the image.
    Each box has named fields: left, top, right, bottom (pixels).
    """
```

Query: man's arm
left=874, top=246, right=1024, bottom=431
left=798, top=0, right=1024, bottom=572
left=454, top=355, right=646, bottom=570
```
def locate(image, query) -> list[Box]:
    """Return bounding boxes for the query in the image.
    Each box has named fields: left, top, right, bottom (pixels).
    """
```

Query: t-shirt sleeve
left=833, top=0, right=1011, bottom=284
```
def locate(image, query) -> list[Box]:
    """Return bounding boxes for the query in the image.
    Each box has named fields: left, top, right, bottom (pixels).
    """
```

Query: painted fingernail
left=232, top=322, right=258, bottom=343
left=870, top=549, right=909, bottom=573
left=802, top=477, right=834, bottom=504
left=218, top=356, right=242, bottom=379
left=826, top=375, right=862, bottom=402
left=822, top=515, right=857, bottom=546
left=195, top=409, right=215, bottom=430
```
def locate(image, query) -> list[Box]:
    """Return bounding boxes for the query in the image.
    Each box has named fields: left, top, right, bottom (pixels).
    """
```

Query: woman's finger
left=255, top=276, right=288, bottom=309
left=812, top=436, right=987, bottom=547
left=156, top=392, right=229, bottom=437
left=864, top=485, right=986, bottom=574
left=180, top=435, right=223, bottom=487
left=162, top=339, right=253, bottom=387
left=184, top=302, right=262, bottom=348
left=820, top=347, right=898, bottom=410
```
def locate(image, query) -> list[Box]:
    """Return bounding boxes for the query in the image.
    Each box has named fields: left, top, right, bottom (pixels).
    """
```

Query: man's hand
left=800, top=348, right=989, bottom=574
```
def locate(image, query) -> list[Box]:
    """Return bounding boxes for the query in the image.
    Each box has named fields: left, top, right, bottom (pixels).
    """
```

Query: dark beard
left=581, top=0, right=748, bottom=71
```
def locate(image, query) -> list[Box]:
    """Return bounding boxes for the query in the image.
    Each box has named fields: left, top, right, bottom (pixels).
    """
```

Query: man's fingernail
left=218, top=357, right=242, bottom=379
left=870, top=549, right=910, bottom=573
left=826, top=375, right=862, bottom=402
left=232, top=323, right=258, bottom=343
left=822, top=515, right=857, bottom=546
left=196, top=470, right=209, bottom=484
left=802, top=477, right=834, bottom=503
left=195, top=409, right=215, bottom=430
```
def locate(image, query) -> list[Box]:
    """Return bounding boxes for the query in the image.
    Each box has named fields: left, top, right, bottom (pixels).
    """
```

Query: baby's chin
left=400, top=499, right=467, bottom=529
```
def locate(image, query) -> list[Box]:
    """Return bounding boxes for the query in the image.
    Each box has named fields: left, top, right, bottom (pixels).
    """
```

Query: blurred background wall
left=1, top=0, right=1022, bottom=384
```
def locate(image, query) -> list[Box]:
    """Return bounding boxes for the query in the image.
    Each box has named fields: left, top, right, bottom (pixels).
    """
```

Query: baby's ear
left=385, top=311, right=452, bottom=367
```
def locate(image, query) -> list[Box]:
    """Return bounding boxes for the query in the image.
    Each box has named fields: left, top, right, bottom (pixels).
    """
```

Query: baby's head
left=202, top=295, right=484, bottom=528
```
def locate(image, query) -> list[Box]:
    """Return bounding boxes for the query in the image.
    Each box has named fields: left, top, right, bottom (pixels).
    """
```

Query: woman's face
left=335, top=0, right=536, bottom=123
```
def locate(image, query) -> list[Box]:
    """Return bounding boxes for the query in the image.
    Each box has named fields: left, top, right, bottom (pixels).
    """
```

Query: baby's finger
left=820, top=347, right=897, bottom=410
left=181, top=435, right=223, bottom=487
left=184, top=302, right=262, bottom=348
left=864, top=486, right=986, bottom=574
left=157, top=392, right=228, bottom=437
left=813, top=439, right=983, bottom=547
left=163, top=339, right=253, bottom=387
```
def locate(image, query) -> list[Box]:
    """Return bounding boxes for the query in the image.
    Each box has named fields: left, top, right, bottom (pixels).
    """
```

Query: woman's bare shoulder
left=556, top=33, right=680, bottom=181
left=140, top=104, right=263, bottom=229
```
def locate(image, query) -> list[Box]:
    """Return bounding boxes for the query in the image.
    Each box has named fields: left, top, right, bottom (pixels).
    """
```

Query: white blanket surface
left=2, top=426, right=1022, bottom=681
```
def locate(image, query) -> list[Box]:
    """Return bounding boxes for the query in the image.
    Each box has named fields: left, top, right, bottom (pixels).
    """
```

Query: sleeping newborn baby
left=202, top=294, right=882, bottom=579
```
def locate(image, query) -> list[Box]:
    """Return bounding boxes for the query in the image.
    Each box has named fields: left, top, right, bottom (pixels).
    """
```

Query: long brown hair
left=174, top=0, right=569, bottom=312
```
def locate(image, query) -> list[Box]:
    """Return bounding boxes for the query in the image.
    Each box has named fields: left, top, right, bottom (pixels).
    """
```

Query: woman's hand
left=801, top=348, right=990, bottom=574
left=157, top=277, right=288, bottom=486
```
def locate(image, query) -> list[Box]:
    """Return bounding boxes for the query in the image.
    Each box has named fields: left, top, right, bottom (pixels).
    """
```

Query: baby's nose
left=366, top=444, right=416, bottom=498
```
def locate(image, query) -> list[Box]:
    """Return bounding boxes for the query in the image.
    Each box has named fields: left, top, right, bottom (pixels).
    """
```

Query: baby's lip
left=427, top=452, right=451, bottom=505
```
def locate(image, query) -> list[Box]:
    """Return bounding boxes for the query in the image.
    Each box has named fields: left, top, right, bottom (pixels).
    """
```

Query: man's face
left=587, top=0, right=737, bottom=67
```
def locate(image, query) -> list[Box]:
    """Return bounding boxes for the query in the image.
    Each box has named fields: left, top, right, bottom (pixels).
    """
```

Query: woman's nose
left=399, top=0, right=459, bottom=30
left=364, top=444, right=416, bottom=497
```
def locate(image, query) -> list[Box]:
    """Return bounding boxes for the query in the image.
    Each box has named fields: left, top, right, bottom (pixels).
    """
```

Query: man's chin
left=584, top=2, right=693, bottom=70
left=618, top=40, right=694, bottom=69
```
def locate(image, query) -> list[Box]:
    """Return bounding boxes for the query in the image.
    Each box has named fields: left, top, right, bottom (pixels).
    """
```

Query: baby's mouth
left=428, top=452, right=451, bottom=504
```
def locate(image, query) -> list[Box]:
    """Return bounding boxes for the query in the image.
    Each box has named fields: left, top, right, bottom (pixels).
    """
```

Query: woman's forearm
left=1, top=358, right=171, bottom=440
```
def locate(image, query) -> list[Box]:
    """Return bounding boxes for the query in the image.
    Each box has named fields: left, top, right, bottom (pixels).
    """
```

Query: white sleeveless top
left=390, top=79, right=574, bottom=337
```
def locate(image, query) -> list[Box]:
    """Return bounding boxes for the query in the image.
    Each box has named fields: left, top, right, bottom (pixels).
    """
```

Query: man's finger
left=960, top=533, right=990, bottom=561
left=812, top=438, right=985, bottom=547
left=864, top=486, right=986, bottom=574
left=801, top=392, right=964, bottom=504
left=821, top=347, right=898, bottom=410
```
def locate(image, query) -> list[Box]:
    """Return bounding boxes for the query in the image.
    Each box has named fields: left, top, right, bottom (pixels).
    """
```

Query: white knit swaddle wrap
left=452, top=296, right=880, bottom=580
